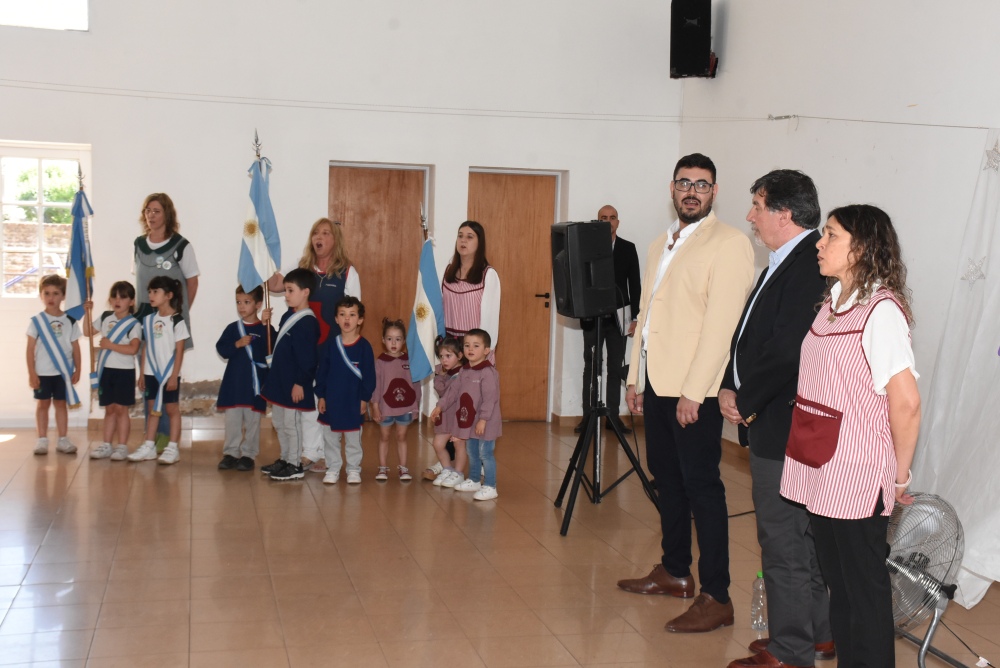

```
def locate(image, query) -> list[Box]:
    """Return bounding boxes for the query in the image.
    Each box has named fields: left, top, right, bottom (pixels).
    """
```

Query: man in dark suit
left=577, top=204, right=642, bottom=434
left=720, top=170, right=834, bottom=668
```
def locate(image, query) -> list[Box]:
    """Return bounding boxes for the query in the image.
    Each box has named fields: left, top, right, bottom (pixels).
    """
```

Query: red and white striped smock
left=780, top=289, right=906, bottom=520
left=442, top=266, right=501, bottom=355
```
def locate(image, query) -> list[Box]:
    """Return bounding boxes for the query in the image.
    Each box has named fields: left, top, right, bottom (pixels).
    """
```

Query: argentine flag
left=407, top=239, right=445, bottom=382
left=238, top=157, right=281, bottom=292
left=64, top=189, right=94, bottom=321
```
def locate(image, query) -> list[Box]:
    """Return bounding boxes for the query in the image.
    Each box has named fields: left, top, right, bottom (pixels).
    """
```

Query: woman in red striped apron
left=441, top=221, right=501, bottom=361
left=780, top=204, right=921, bottom=668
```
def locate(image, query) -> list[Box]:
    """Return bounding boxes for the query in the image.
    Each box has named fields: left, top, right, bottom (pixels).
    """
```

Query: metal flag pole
left=253, top=130, right=273, bottom=354
left=420, top=203, right=428, bottom=241
left=78, top=164, right=97, bottom=391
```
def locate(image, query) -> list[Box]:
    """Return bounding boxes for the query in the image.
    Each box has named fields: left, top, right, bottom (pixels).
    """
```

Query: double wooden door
left=329, top=166, right=555, bottom=421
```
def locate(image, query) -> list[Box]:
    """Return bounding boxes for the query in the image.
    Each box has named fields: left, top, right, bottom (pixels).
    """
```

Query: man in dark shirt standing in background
left=577, top=204, right=642, bottom=435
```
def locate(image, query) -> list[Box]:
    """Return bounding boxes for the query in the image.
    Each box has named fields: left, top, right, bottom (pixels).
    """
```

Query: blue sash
left=237, top=320, right=268, bottom=395
left=336, top=335, right=363, bottom=380
left=266, top=309, right=315, bottom=367
left=32, top=313, right=81, bottom=408
left=143, top=313, right=176, bottom=416
left=91, top=314, right=137, bottom=390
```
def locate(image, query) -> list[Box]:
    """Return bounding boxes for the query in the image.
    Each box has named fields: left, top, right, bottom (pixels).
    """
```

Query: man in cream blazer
left=617, top=153, right=754, bottom=634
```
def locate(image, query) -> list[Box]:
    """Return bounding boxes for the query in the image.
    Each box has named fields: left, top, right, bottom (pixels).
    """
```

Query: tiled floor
left=0, top=420, right=995, bottom=667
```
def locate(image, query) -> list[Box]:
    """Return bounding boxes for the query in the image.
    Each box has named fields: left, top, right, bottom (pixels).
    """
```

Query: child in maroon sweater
left=371, top=319, right=422, bottom=481
left=431, top=328, right=501, bottom=501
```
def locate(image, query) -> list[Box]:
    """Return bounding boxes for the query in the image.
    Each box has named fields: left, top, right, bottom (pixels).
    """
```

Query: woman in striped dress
left=780, top=204, right=921, bottom=668
left=441, top=221, right=501, bottom=361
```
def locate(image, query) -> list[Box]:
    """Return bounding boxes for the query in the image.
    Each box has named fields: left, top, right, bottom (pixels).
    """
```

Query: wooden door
left=328, top=166, right=426, bottom=353
left=467, top=171, right=556, bottom=421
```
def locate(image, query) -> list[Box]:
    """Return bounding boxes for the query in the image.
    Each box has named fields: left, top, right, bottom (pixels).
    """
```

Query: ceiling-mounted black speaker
left=670, top=0, right=718, bottom=79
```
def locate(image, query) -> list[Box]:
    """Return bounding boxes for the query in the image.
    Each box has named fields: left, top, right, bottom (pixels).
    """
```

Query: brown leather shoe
left=749, top=638, right=836, bottom=661
left=616, top=564, right=694, bottom=598
left=727, top=649, right=813, bottom=668
left=664, top=592, right=734, bottom=633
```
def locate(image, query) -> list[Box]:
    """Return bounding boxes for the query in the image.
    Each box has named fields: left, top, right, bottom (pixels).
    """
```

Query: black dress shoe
left=218, top=454, right=238, bottom=470
left=607, top=419, right=633, bottom=435
left=574, top=417, right=589, bottom=434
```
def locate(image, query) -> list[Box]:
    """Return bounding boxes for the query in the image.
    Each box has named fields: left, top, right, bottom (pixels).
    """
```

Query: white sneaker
left=323, top=470, right=340, bottom=484
left=346, top=471, right=362, bottom=484
left=90, top=443, right=113, bottom=459
left=440, top=471, right=465, bottom=488
left=158, top=443, right=180, bottom=465
left=56, top=437, right=77, bottom=454
left=424, top=462, right=444, bottom=480
left=110, top=445, right=129, bottom=461
left=432, top=470, right=453, bottom=486
left=454, top=479, right=482, bottom=492
left=473, top=485, right=498, bottom=501
left=34, top=438, right=49, bottom=455
left=128, top=442, right=158, bottom=462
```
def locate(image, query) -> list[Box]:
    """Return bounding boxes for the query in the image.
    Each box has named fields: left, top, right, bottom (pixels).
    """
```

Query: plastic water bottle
left=750, top=571, right=768, bottom=632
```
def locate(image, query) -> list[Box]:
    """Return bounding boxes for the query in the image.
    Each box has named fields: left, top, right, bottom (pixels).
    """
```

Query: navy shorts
left=380, top=412, right=415, bottom=427
left=144, top=375, right=181, bottom=405
left=99, top=368, right=137, bottom=407
left=33, top=375, right=66, bottom=401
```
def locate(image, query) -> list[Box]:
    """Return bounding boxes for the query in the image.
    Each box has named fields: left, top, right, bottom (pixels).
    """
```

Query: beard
left=675, top=195, right=712, bottom=224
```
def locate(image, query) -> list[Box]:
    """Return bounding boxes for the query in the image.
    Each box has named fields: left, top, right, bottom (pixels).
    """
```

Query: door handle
left=534, top=292, right=550, bottom=299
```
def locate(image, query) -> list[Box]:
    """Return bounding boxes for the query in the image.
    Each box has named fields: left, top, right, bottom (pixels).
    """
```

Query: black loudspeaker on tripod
left=550, top=221, right=658, bottom=536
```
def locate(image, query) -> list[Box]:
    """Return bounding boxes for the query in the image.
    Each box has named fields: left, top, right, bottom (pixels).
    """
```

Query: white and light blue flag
left=407, top=238, right=445, bottom=382
left=238, top=157, right=281, bottom=292
left=65, top=189, right=94, bottom=321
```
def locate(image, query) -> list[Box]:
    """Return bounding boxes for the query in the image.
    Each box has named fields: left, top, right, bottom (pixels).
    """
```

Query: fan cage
left=886, top=492, right=964, bottom=632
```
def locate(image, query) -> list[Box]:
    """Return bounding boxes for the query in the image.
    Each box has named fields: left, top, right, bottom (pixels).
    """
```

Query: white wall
left=681, top=0, right=1000, bottom=402
left=0, top=0, right=683, bottom=425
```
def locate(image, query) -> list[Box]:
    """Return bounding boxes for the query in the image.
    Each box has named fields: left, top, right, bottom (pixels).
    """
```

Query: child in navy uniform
left=26, top=274, right=82, bottom=455
left=260, top=269, right=320, bottom=481
left=83, top=281, right=140, bottom=461
left=216, top=285, right=276, bottom=472
left=429, top=337, right=467, bottom=488
left=316, top=296, right=375, bottom=485
left=432, top=328, right=502, bottom=501
left=371, top=318, right=421, bottom=481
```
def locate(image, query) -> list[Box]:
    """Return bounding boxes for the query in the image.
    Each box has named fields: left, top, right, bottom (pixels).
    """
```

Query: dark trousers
left=582, top=316, right=626, bottom=417
left=809, top=497, right=894, bottom=668
left=750, top=453, right=831, bottom=665
left=643, top=388, right=729, bottom=602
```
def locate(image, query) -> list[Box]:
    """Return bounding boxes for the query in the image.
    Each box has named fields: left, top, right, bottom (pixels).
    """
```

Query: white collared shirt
left=733, top=228, right=814, bottom=388
left=641, top=217, right=704, bottom=351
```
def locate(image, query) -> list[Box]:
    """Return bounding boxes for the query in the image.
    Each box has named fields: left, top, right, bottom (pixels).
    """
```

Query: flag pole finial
left=420, top=204, right=428, bottom=241
left=253, top=130, right=262, bottom=160
left=77, top=163, right=85, bottom=192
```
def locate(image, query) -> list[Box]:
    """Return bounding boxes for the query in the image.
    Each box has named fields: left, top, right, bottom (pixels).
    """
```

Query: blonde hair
left=138, top=193, right=179, bottom=237
left=298, top=218, right=352, bottom=276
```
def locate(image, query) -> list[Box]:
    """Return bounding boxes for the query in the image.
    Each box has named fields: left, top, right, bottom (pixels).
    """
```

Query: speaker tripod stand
left=555, top=319, right=658, bottom=536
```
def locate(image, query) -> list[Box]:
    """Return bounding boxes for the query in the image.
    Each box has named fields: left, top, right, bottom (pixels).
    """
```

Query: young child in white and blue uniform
left=316, top=296, right=375, bottom=485
left=26, top=274, right=82, bottom=456
left=216, top=284, right=276, bottom=472
left=83, top=281, right=141, bottom=461
left=129, top=276, right=189, bottom=465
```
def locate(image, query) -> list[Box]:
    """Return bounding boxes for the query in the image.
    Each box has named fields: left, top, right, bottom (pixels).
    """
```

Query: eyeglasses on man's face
left=672, top=179, right=714, bottom=194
